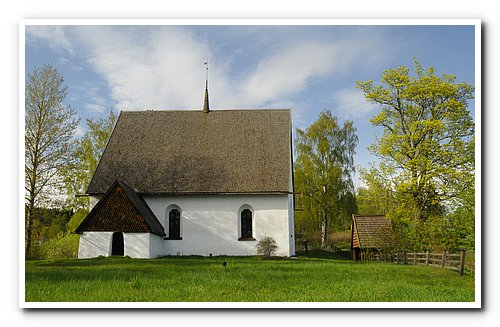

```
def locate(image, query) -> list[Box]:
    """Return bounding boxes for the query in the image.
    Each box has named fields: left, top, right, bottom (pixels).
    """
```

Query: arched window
left=167, top=208, right=182, bottom=240
left=239, top=208, right=254, bottom=240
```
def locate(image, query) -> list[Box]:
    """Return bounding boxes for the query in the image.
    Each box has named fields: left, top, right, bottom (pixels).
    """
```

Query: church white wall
left=123, top=233, right=150, bottom=258
left=145, top=194, right=294, bottom=257
left=149, top=233, right=164, bottom=258
left=78, top=231, right=113, bottom=258
left=288, top=161, right=296, bottom=255
left=288, top=193, right=296, bottom=255
left=78, top=231, right=165, bottom=259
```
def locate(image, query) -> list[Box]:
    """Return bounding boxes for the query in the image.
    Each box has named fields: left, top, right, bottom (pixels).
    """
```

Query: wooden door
left=111, top=232, right=124, bottom=256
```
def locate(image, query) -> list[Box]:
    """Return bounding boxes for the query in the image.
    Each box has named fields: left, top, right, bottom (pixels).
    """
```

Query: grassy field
left=24, top=254, right=475, bottom=302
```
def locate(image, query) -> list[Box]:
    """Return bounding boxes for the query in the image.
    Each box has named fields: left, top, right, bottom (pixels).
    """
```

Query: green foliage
left=39, top=232, right=80, bottom=259
left=63, top=110, right=117, bottom=210
left=66, top=209, right=89, bottom=233
left=294, top=111, right=358, bottom=248
left=355, top=169, right=396, bottom=216
left=356, top=59, right=475, bottom=251
left=45, top=214, right=69, bottom=239
left=26, top=208, right=80, bottom=260
left=256, top=236, right=278, bottom=257
left=29, top=207, right=73, bottom=246
left=26, top=244, right=44, bottom=260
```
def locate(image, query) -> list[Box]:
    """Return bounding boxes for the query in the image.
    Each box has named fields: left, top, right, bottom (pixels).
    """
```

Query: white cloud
left=332, top=88, right=377, bottom=120
left=75, top=123, right=86, bottom=137
left=75, top=82, right=107, bottom=114
left=71, top=26, right=211, bottom=110
left=240, top=42, right=339, bottom=105
left=26, top=25, right=74, bottom=55
left=84, top=103, right=106, bottom=113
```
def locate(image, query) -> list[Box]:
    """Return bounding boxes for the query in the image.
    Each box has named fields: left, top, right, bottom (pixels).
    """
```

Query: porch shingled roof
left=76, top=180, right=165, bottom=236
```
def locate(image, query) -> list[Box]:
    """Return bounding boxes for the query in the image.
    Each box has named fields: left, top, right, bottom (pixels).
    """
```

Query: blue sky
left=24, top=22, right=477, bottom=187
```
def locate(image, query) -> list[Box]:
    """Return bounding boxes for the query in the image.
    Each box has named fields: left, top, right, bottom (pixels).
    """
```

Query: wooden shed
left=351, top=214, right=396, bottom=261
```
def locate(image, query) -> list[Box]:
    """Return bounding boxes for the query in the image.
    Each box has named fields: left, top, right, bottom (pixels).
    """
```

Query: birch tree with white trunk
left=294, top=111, right=358, bottom=249
left=25, top=64, right=79, bottom=257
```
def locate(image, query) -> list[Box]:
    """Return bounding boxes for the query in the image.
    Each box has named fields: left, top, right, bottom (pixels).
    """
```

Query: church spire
left=203, top=60, right=209, bottom=113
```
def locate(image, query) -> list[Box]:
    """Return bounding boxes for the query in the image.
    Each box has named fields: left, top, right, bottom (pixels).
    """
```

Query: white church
left=75, top=85, right=296, bottom=258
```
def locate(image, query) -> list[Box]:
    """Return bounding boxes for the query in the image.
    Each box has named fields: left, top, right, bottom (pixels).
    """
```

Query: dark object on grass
left=222, top=261, right=227, bottom=268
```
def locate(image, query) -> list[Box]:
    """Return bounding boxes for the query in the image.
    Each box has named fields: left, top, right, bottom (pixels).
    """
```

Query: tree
left=356, top=59, right=474, bottom=249
left=63, top=110, right=117, bottom=210
left=294, top=111, right=358, bottom=249
left=25, top=64, right=79, bottom=257
left=355, top=177, right=394, bottom=216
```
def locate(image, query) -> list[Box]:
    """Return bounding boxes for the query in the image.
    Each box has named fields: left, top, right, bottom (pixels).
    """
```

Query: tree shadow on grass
left=295, top=249, right=351, bottom=261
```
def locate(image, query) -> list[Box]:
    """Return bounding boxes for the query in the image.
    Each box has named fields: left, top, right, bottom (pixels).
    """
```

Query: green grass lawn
left=24, top=255, right=475, bottom=302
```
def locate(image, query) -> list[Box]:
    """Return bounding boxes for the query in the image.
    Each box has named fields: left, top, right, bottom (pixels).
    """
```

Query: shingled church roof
left=87, top=109, right=292, bottom=195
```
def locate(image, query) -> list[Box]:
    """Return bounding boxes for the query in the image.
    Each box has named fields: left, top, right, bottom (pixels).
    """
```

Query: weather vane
left=203, top=58, right=210, bottom=112
left=204, top=58, right=209, bottom=88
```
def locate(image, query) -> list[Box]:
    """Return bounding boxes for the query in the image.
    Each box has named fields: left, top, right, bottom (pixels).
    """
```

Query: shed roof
left=87, top=109, right=292, bottom=195
left=351, top=215, right=395, bottom=250
left=76, top=180, right=165, bottom=236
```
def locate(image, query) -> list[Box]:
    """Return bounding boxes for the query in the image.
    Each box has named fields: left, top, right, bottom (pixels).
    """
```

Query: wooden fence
left=379, top=250, right=471, bottom=276
left=296, top=241, right=474, bottom=276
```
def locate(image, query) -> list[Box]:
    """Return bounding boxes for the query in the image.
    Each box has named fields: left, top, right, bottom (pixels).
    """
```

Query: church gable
left=76, top=180, right=165, bottom=236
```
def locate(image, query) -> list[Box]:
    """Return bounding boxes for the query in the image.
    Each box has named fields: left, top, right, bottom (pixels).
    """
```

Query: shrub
left=40, top=232, right=80, bottom=259
left=26, top=243, right=44, bottom=260
left=256, top=236, right=278, bottom=258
